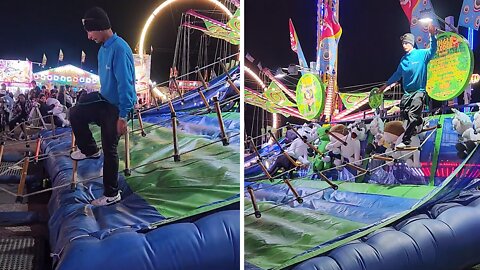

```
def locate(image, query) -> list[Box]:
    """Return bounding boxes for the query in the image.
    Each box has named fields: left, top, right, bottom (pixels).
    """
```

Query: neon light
left=139, top=0, right=233, bottom=56
left=468, top=27, right=475, bottom=49
left=272, top=113, right=278, bottom=129
left=244, top=66, right=266, bottom=89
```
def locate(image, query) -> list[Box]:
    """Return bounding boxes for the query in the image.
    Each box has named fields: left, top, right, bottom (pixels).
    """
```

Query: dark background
left=245, top=0, right=479, bottom=136
left=0, top=0, right=235, bottom=84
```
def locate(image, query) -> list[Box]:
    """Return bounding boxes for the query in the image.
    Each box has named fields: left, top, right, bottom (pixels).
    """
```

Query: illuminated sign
left=295, top=73, right=325, bottom=120
left=426, top=32, right=474, bottom=101
left=0, top=60, right=32, bottom=87
left=33, top=64, right=100, bottom=89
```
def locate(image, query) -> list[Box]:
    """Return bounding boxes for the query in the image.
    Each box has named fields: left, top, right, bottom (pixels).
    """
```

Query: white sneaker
left=91, top=193, right=121, bottom=206
left=70, top=149, right=102, bottom=161
left=396, top=142, right=408, bottom=149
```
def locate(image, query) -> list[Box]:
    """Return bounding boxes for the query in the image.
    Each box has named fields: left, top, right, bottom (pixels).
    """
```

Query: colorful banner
left=339, top=92, right=369, bottom=110
left=58, top=49, right=64, bottom=62
left=426, top=32, right=474, bottom=101
left=399, top=0, right=420, bottom=22
left=245, top=88, right=268, bottom=109
left=33, top=64, right=100, bottom=90
left=459, top=0, right=480, bottom=30
left=42, top=54, right=47, bottom=67
left=289, top=19, right=308, bottom=71
left=0, top=60, right=32, bottom=90
left=204, top=21, right=240, bottom=45
left=227, top=9, right=240, bottom=34
left=296, top=73, right=325, bottom=120
left=400, top=0, right=440, bottom=49
left=264, top=81, right=297, bottom=108
left=316, top=0, right=342, bottom=74
left=245, top=88, right=294, bottom=118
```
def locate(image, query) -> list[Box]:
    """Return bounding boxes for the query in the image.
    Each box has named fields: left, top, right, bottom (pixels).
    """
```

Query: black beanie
left=83, top=7, right=111, bottom=31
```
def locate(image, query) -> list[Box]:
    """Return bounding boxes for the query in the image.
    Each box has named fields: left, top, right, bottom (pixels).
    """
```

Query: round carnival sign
left=295, top=73, right=325, bottom=120
left=426, top=32, right=474, bottom=101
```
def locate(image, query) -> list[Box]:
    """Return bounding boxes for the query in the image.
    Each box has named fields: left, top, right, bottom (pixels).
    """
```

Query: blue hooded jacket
left=386, top=35, right=437, bottom=94
left=98, top=33, right=137, bottom=118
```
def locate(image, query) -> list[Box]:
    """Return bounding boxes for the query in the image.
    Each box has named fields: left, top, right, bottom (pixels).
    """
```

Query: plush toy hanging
left=383, top=120, right=421, bottom=168
left=310, top=125, right=332, bottom=173
left=456, top=109, right=480, bottom=159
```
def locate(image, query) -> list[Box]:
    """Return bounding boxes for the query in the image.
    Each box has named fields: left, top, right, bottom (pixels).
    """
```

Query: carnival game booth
left=33, top=65, right=100, bottom=91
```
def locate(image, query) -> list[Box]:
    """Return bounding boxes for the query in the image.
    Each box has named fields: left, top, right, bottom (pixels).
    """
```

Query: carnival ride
left=0, top=0, right=240, bottom=269
left=244, top=1, right=480, bottom=269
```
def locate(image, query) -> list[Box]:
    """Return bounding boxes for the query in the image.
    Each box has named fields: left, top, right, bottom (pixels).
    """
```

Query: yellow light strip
left=139, top=0, right=233, bottom=56
left=244, top=66, right=266, bottom=89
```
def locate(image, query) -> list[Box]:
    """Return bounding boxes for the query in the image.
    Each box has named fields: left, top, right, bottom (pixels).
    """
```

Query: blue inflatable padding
left=251, top=182, right=417, bottom=224
left=0, top=211, right=39, bottom=226
left=55, top=210, right=240, bottom=270
left=1, top=152, right=24, bottom=162
left=0, top=174, right=41, bottom=184
left=291, top=192, right=480, bottom=270
left=142, top=113, right=240, bottom=144
left=40, top=127, right=240, bottom=269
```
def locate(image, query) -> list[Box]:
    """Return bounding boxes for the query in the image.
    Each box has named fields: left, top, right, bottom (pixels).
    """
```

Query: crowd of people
left=0, top=80, right=90, bottom=135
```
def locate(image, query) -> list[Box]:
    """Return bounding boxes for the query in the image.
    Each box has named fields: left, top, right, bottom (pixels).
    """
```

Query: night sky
left=245, top=0, right=479, bottom=136
left=0, top=0, right=234, bottom=84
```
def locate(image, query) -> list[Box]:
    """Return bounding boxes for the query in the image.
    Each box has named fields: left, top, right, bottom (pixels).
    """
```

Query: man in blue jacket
left=379, top=24, right=437, bottom=148
left=70, top=7, right=137, bottom=206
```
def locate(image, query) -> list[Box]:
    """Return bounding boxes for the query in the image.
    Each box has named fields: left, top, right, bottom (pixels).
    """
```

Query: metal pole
left=170, top=76, right=184, bottom=100
left=283, top=178, right=303, bottom=203
left=0, top=141, right=4, bottom=166
left=319, top=172, right=339, bottom=190
left=168, top=101, right=181, bottom=162
left=268, top=130, right=297, bottom=167
left=35, top=107, right=47, bottom=129
left=219, top=60, right=240, bottom=95
left=136, top=110, right=146, bottom=137
left=196, top=67, right=212, bottom=111
left=247, top=186, right=261, bottom=218
left=124, top=129, right=131, bottom=176
left=213, top=97, right=229, bottom=146
left=34, top=137, right=41, bottom=163
left=16, top=157, right=30, bottom=202
left=248, top=137, right=272, bottom=181
left=287, top=124, right=323, bottom=155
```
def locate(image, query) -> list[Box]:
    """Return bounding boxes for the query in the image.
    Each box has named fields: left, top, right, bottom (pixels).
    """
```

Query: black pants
left=400, top=91, right=425, bottom=144
left=70, top=92, right=120, bottom=197
left=9, top=114, right=27, bottom=131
